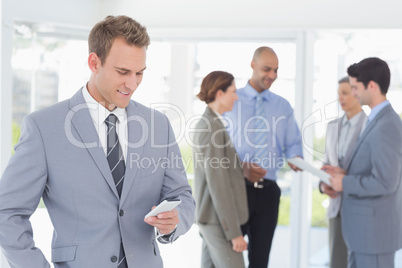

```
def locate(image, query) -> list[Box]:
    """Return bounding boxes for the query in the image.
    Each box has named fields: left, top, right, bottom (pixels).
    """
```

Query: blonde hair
left=88, top=15, right=151, bottom=64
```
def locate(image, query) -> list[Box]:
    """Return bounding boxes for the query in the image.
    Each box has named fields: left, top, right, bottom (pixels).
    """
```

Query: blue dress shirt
left=224, top=82, right=303, bottom=180
left=367, top=100, right=390, bottom=126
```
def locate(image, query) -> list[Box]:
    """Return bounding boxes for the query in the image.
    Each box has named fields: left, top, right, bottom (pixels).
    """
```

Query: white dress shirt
left=82, top=85, right=128, bottom=161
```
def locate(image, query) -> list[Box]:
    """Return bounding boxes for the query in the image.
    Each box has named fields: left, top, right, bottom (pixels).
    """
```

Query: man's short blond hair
left=88, top=15, right=151, bottom=64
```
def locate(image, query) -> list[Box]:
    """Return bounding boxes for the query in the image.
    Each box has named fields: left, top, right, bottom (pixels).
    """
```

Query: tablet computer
left=288, top=157, right=331, bottom=185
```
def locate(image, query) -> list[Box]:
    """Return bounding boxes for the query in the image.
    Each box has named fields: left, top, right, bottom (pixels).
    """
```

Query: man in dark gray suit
left=325, top=57, right=402, bottom=268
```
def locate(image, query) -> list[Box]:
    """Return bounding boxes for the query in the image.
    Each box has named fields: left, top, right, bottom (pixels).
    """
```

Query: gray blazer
left=324, top=112, right=366, bottom=218
left=0, top=89, right=196, bottom=268
left=342, top=104, right=402, bottom=254
left=192, top=107, right=248, bottom=240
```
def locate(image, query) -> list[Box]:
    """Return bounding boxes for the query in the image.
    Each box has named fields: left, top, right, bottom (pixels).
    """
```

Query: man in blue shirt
left=225, top=46, right=303, bottom=267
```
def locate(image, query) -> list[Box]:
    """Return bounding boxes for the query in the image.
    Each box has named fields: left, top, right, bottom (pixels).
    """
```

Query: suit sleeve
left=198, top=126, right=243, bottom=241
left=158, top=115, right=196, bottom=242
left=343, top=118, right=402, bottom=198
left=0, top=115, right=50, bottom=267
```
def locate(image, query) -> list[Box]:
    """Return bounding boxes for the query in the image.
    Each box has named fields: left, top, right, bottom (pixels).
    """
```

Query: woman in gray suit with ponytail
left=192, top=71, right=248, bottom=268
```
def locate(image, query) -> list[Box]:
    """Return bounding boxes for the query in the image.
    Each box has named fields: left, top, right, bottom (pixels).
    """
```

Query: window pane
left=12, top=24, right=88, bottom=152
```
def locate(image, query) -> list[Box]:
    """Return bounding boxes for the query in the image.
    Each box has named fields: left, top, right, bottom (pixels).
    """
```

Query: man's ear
left=88, top=52, right=101, bottom=73
left=251, top=60, right=255, bottom=70
left=368, top=80, right=379, bottom=93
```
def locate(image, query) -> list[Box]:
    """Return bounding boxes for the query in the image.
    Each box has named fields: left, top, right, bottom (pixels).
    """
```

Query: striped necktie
left=105, top=114, right=125, bottom=197
left=254, top=95, right=269, bottom=164
left=105, top=114, right=127, bottom=268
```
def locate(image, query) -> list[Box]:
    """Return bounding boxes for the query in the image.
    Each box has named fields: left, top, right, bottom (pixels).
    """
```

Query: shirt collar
left=210, top=108, right=228, bottom=127
left=243, top=82, right=272, bottom=102
left=368, top=100, right=390, bottom=123
left=82, top=84, right=127, bottom=125
left=342, top=110, right=364, bottom=127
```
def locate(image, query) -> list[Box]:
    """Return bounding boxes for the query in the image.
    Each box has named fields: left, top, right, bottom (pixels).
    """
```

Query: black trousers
left=242, top=179, right=281, bottom=268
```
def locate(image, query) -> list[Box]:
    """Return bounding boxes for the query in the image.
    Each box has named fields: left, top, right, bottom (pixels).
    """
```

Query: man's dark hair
left=347, top=57, right=390, bottom=95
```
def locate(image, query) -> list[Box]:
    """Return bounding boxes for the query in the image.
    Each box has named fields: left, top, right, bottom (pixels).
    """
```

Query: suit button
left=111, top=256, right=118, bottom=262
left=119, top=210, right=125, bottom=216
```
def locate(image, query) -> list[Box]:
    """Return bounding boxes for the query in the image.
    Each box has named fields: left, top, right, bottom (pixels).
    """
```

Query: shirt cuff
left=156, top=226, right=177, bottom=244
left=318, top=181, right=325, bottom=194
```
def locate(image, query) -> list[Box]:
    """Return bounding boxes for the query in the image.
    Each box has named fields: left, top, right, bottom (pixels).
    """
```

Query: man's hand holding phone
left=144, top=200, right=181, bottom=235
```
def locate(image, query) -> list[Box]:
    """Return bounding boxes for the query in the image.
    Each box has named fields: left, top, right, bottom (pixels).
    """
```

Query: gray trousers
left=348, top=251, right=395, bottom=268
left=198, top=223, right=245, bottom=268
left=329, top=213, right=348, bottom=268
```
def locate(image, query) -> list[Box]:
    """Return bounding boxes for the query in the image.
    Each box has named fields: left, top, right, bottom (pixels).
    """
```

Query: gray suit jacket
left=324, top=112, right=366, bottom=218
left=342, top=104, right=402, bottom=254
left=0, top=89, right=195, bottom=268
left=192, top=107, right=248, bottom=240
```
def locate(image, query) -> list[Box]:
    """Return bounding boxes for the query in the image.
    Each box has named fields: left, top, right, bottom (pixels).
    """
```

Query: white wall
left=2, top=0, right=402, bottom=36
left=3, top=0, right=402, bottom=44
left=0, top=0, right=105, bottom=173
left=0, top=0, right=11, bottom=175
left=105, top=0, right=402, bottom=29
left=3, top=0, right=102, bottom=27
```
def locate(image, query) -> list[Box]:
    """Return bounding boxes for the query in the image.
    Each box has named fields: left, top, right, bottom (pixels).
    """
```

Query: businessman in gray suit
left=325, top=57, right=402, bottom=268
left=0, top=15, right=195, bottom=268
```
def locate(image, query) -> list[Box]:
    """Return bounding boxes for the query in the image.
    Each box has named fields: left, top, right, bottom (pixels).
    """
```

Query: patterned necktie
left=254, top=95, right=269, bottom=164
left=105, top=114, right=125, bottom=197
left=105, top=114, right=127, bottom=268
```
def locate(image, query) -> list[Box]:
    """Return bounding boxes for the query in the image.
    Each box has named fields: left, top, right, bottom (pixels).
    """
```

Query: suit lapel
left=346, top=105, right=392, bottom=171
left=68, top=89, right=119, bottom=198
left=120, top=101, right=144, bottom=204
left=205, top=107, right=228, bottom=144
left=205, top=107, right=223, bottom=129
left=205, top=107, right=241, bottom=166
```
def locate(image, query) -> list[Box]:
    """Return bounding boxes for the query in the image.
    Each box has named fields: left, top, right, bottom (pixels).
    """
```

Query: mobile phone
left=144, top=199, right=182, bottom=218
